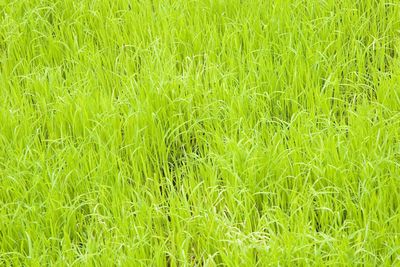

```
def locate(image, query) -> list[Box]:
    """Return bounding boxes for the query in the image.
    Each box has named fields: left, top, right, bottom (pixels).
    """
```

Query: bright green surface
left=1, top=0, right=399, bottom=265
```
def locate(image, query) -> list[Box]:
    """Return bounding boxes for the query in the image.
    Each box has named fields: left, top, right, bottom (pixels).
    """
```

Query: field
left=1, top=0, right=399, bottom=265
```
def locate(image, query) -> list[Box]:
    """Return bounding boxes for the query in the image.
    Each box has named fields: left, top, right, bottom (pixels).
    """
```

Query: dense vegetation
left=0, top=0, right=399, bottom=265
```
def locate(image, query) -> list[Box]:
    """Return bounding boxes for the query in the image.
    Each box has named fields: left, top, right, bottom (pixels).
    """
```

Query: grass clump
left=0, top=0, right=399, bottom=266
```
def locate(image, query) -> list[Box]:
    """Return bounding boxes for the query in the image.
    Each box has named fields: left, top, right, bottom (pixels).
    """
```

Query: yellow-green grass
left=0, top=0, right=399, bottom=265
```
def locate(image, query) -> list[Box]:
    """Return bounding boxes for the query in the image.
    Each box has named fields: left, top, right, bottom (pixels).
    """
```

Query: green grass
left=1, top=0, right=400, bottom=265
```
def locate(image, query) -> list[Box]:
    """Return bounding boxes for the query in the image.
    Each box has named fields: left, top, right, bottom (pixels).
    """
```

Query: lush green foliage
left=1, top=0, right=399, bottom=265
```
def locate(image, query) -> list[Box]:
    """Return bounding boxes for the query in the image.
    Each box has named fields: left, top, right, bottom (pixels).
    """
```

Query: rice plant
left=0, top=0, right=399, bottom=265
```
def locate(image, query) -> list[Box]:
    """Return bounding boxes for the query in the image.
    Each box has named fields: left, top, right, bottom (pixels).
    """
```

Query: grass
left=0, top=0, right=399, bottom=265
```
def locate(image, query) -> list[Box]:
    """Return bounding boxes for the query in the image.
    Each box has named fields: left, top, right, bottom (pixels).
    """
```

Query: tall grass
left=0, top=0, right=399, bottom=265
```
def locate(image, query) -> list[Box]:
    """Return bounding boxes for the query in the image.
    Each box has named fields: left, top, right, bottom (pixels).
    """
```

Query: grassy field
left=1, top=0, right=399, bottom=265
